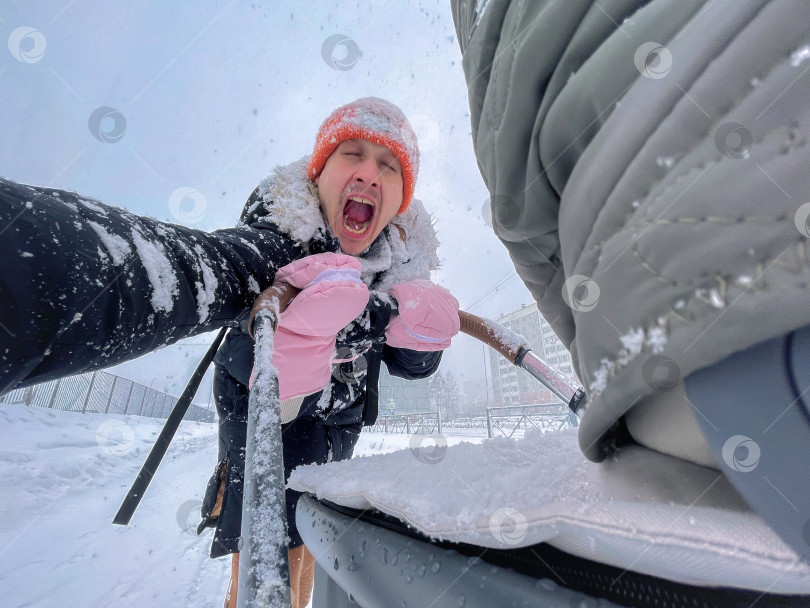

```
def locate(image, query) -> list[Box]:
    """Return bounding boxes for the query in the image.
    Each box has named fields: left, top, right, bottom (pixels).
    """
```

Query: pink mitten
left=265, top=253, right=369, bottom=401
left=386, top=280, right=460, bottom=351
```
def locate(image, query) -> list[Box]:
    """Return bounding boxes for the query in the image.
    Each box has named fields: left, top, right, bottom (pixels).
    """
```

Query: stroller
left=289, top=321, right=810, bottom=607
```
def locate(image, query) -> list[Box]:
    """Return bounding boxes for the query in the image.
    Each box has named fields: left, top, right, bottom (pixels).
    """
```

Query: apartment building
left=488, top=303, right=576, bottom=406
left=377, top=366, right=432, bottom=414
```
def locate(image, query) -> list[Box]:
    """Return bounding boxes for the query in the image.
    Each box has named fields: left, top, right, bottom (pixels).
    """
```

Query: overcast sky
left=1, top=0, right=534, bottom=398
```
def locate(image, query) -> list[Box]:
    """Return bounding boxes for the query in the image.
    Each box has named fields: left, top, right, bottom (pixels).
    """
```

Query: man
left=0, top=97, right=460, bottom=607
left=197, top=98, right=459, bottom=608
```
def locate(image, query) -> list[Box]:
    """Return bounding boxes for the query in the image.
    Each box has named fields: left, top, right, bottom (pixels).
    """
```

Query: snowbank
left=0, top=404, right=226, bottom=607
left=0, top=404, right=447, bottom=607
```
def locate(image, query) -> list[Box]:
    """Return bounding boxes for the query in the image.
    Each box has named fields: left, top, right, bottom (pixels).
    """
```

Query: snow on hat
left=308, top=97, right=419, bottom=214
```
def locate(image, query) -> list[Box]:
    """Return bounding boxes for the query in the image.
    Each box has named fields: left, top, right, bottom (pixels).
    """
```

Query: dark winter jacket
left=0, top=177, right=302, bottom=393
left=224, top=157, right=445, bottom=426
left=194, top=159, right=443, bottom=556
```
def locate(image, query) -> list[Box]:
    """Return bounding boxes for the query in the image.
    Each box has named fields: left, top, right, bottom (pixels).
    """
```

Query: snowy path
left=0, top=403, right=476, bottom=607
left=0, top=403, right=230, bottom=607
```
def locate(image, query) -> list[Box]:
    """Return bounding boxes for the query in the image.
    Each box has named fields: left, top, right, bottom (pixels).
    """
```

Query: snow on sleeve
left=88, top=221, right=132, bottom=266
left=238, top=237, right=262, bottom=258
left=193, top=245, right=218, bottom=323
left=131, top=228, right=179, bottom=313
left=79, top=198, right=108, bottom=216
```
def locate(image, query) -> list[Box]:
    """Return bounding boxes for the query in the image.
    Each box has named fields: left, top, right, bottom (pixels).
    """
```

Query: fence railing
left=485, top=404, right=574, bottom=438
left=0, top=370, right=214, bottom=423
left=367, top=412, right=442, bottom=435
left=366, top=407, right=577, bottom=439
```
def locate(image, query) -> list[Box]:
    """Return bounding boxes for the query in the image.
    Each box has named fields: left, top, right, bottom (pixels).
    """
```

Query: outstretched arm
left=0, top=178, right=303, bottom=392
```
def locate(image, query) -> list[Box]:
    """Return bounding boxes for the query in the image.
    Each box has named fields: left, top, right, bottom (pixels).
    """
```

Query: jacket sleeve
left=382, top=346, right=442, bottom=380
left=0, top=178, right=303, bottom=391
left=213, top=328, right=255, bottom=388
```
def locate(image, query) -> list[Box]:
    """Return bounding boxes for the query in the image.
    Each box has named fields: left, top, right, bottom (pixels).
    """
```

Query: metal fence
left=485, top=404, right=574, bottom=438
left=366, top=407, right=577, bottom=439
left=367, top=412, right=442, bottom=435
left=0, top=370, right=214, bottom=423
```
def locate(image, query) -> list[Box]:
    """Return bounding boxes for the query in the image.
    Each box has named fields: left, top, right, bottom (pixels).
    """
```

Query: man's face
left=315, top=138, right=404, bottom=255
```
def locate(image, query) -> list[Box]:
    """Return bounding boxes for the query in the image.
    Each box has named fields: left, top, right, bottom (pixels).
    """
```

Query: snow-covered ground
left=0, top=403, right=483, bottom=608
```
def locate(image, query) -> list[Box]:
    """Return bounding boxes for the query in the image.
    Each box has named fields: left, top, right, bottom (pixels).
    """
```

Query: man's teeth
left=344, top=217, right=370, bottom=234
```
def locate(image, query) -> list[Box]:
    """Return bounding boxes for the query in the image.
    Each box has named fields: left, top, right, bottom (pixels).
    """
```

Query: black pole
left=113, top=326, right=228, bottom=526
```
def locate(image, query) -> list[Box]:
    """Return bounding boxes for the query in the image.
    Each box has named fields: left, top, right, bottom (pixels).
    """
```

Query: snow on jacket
left=0, top=177, right=303, bottom=393
left=228, top=157, right=443, bottom=424
left=451, top=0, right=810, bottom=461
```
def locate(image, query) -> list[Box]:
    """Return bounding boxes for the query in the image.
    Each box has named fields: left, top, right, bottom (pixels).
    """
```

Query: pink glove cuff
left=274, top=253, right=369, bottom=337
left=274, top=252, right=362, bottom=289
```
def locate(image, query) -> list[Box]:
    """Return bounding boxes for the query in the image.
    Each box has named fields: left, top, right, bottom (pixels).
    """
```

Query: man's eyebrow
left=381, top=150, right=400, bottom=165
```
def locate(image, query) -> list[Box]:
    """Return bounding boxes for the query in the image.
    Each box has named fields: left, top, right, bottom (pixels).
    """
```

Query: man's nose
left=353, top=158, right=380, bottom=188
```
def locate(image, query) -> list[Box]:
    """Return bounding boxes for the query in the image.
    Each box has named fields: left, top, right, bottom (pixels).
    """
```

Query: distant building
left=487, top=303, right=577, bottom=406
left=377, top=366, right=432, bottom=414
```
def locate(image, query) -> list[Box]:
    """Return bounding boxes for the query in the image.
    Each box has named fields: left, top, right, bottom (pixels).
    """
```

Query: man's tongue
left=343, top=199, right=373, bottom=232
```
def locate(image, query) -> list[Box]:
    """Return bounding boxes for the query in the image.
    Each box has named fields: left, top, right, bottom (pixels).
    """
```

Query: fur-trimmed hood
left=243, top=157, right=440, bottom=290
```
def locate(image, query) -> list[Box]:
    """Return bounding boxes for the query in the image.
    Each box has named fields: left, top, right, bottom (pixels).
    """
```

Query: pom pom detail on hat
left=308, top=97, right=420, bottom=214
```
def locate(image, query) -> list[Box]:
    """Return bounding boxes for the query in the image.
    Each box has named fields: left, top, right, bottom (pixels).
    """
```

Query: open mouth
left=342, top=195, right=375, bottom=235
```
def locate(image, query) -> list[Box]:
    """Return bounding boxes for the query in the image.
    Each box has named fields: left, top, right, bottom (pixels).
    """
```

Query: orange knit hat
left=307, top=97, right=419, bottom=214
